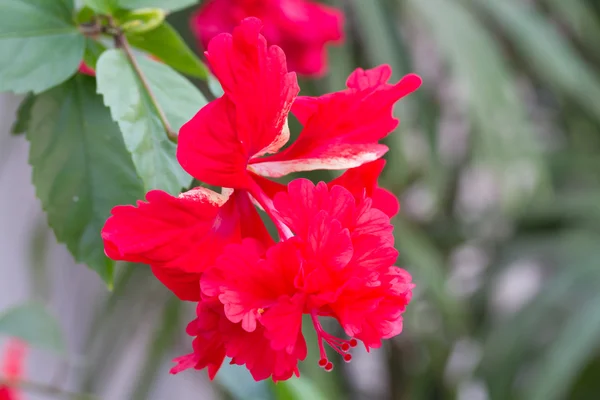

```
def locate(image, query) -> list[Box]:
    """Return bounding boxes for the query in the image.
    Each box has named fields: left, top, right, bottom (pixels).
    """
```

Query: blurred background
left=2, top=0, right=600, bottom=399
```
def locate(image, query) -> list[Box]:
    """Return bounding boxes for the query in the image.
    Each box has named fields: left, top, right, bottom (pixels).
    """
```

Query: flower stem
left=0, top=379, right=98, bottom=400
left=115, top=34, right=178, bottom=143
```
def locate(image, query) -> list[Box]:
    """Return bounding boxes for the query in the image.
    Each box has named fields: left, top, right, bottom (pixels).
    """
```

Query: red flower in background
left=0, top=340, right=26, bottom=400
left=78, top=62, right=96, bottom=77
left=102, top=17, right=420, bottom=382
left=191, top=0, right=343, bottom=76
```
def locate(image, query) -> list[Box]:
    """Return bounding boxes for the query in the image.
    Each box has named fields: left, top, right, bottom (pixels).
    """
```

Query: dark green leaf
left=117, top=0, right=198, bottom=12
left=82, top=0, right=115, bottom=14
left=27, top=75, right=144, bottom=285
left=127, top=22, right=207, bottom=79
left=0, top=302, right=65, bottom=353
left=96, top=49, right=205, bottom=193
left=11, top=93, right=36, bottom=135
left=0, top=0, right=85, bottom=94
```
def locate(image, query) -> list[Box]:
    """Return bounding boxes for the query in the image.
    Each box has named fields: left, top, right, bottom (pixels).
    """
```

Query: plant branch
left=0, top=379, right=98, bottom=400
left=115, top=34, right=178, bottom=143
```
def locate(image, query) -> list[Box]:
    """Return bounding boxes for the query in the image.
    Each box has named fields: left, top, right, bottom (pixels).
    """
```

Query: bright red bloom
left=189, top=179, right=412, bottom=377
left=102, top=188, right=272, bottom=301
left=0, top=340, right=26, bottom=400
left=191, top=0, right=343, bottom=76
left=178, top=18, right=421, bottom=193
left=102, top=17, right=419, bottom=382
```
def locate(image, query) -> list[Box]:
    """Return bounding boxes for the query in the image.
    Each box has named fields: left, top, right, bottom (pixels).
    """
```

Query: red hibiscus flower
left=0, top=340, right=26, bottom=400
left=102, top=17, right=420, bottom=381
left=191, top=0, right=344, bottom=76
left=173, top=179, right=413, bottom=379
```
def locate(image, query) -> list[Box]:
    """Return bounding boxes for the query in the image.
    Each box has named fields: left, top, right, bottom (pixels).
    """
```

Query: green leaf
left=27, top=75, right=144, bottom=285
left=117, top=0, right=198, bottom=12
left=11, top=93, right=36, bottom=135
left=0, top=302, right=65, bottom=353
left=471, top=0, right=600, bottom=123
left=271, top=378, right=328, bottom=400
left=0, top=0, right=85, bottom=94
left=96, top=49, right=205, bottom=193
left=127, top=22, right=208, bottom=79
left=83, top=0, right=116, bottom=14
left=83, top=38, right=107, bottom=70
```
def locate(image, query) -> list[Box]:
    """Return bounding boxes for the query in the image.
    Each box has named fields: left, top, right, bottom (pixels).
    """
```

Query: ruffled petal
left=250, top=68, right=421, bottom=176
left=102, top=188, right=271, bottom=300
left=206, top=17, right=298, bottom=158
left=328, top=159, right=399, bottom=218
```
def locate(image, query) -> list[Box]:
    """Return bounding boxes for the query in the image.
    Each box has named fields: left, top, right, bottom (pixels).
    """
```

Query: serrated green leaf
left=96, top=49, right=205, bottom=193
left=117, top=0, right=198, bottom=12
left=0, top=302, right=65, bottom=353
left=11, top=93, right=36, bottom=135
left=27, top=75, right=144, bottom=285
left=409, top=0, right=549, bottom=210
left=470, top=0, right=600, bottom=123
left=0, top=0, right=85, bottom=94
left=127, top=22, right=208, bottom=79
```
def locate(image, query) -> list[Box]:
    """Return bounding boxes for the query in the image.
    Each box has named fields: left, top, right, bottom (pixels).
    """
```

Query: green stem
left=115, top=33, right=178, bottom=143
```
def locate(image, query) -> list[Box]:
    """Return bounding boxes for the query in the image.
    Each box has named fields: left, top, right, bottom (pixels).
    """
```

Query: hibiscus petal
left=177, top=97, right=251, bottom=189
left=102, top=188, right=226, bottom=268
left=328, top=159, right=399, bottom=218
left=206, top=17, right=299, bottom=158
left=250, top=68, right=421, bottom=176
left=202, top=239, right=301, bottom=332
left=171, top=301, right=227, bottom=379
left=273, top=179, right=356, bottom=237
left=223, top=317, right=306, bottom=382
left=102, top=188, right=270, bottom=300
left=262, top=294, right=306, bottom=354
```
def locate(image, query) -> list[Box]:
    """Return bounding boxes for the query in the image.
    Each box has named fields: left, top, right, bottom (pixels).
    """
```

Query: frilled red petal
left=333, top=267, right=413, bottom=349
left=179, top=18, right=298, bottom=188
left=202, top=239, right=301, bottom=331
left=261, top=294, right=306, bottom=354
left=206, top=17, right=298, bottom=158
left=102, top=188, right=227, bottom=267
left=171, top=302, right=227, bottom=379
left=327, top=159, right=399, bottom=218
left=177, top=98, right=252, bottom=189
left=102, top=188, right=271, bottom=300
left=273, top=179, right=356, bottom=237
left=250, top=68, right=421, bottom=177
left=223, top=317, right=306, bottom=382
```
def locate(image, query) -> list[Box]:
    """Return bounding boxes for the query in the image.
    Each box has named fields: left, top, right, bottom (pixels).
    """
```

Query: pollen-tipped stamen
left=310, top=311, right=356, bottom=370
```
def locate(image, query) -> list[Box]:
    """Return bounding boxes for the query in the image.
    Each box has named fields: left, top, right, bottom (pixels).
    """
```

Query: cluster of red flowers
left=191, top=0, right=343, bottom=76
left=102, top=18, right=420, bottom=381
